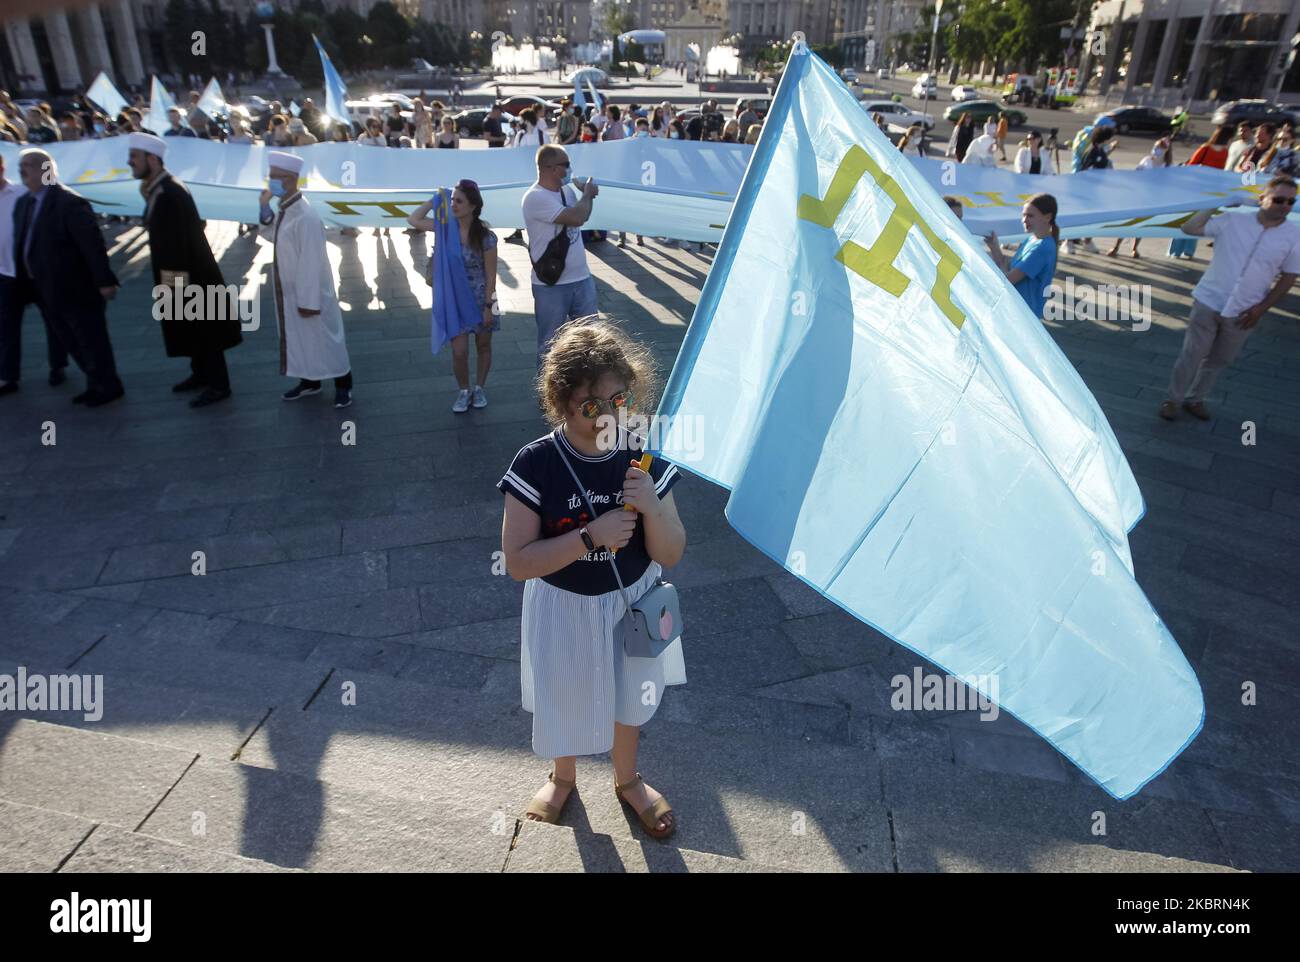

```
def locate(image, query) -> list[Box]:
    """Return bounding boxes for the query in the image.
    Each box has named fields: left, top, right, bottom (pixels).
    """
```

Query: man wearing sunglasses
left=521, top=145, right=600, bottom=365
left=1161, top=175, right=1300, bottom=421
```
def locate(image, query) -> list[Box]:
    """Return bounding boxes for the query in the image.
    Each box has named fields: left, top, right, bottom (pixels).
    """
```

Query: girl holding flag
left=406, top=180, right=498, bottom=412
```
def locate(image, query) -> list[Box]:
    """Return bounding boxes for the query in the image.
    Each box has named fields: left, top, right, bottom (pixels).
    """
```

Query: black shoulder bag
left=531, top=186, right=571, bottom=286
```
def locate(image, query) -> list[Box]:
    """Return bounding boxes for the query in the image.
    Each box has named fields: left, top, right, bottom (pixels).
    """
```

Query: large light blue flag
left=196, top=77, right=229, bottom=120
left=313, top=35, right=349, bottom=126
left=650, top=42, right=1204, bottom=800
left=86, top=71, right=128, bottom=118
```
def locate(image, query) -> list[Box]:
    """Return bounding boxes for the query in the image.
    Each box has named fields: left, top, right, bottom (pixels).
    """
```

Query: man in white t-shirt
left=1161, top=174, right=1300, bottom=420
left=521, top=145, right=600, bottom=364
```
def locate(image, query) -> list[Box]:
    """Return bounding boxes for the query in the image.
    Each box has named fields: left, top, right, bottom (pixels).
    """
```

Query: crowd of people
left=2, top=72, right=1299, bottom=843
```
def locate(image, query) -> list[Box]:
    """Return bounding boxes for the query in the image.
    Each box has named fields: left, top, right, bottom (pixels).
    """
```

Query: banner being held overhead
left=649, top=41, right=1203, bottom=800
left=0, top=135, right=1270, bottom=239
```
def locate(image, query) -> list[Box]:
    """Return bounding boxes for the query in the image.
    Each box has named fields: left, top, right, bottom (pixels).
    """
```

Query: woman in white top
left=1013, top=130, right=1057, bottom=174
left=897, top=124, right=926, bottom=157
left=511, top=107, right=546, bottom=148
left=411, top=100, right=433, bottom=148
left=357, top=117, right=387, bottom=146
left=1107, top=136, right=1172, bottom=258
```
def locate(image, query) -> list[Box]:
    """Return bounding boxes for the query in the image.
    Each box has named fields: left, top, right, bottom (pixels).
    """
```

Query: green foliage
left=810, top=43, right=843, bottom=69
left=940, top=0, right=1081, bottom=76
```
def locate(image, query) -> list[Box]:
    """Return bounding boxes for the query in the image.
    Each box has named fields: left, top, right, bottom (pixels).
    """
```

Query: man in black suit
left=127, top=133, right=241, bottom=407
left=0, top=151, right=68, bottom=397
left=14, top=149, right=124, bottom=406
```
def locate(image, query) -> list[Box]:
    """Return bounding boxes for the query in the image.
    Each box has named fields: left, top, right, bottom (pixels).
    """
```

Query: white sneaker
left=452, top=389, right=470, bottom=413
left=1081, top=239, right=1099, bottom=253
left=471, top=386, right=487, bottom=409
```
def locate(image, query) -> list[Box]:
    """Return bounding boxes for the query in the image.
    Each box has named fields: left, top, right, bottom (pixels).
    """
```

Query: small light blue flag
left=313, top=35, right=350, bottom=126
left=86, top=71, right=128, bottom=118
left=196, top=77, right=229, bottom=120
left=650, top=43, right=1204, bottom=800
left=148, top=76, right=176, bottom=132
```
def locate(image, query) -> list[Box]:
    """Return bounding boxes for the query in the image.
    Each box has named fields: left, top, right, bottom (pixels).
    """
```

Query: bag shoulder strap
left=550, top=432, right=635, bottom=615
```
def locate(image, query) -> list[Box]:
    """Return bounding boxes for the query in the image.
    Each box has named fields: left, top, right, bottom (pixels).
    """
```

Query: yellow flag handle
left=624, top=454, right=653, bottom=511
left=612, top=454, right=653, bottom=555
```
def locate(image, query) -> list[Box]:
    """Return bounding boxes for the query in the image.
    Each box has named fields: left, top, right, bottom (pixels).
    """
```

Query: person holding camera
left=522, top=145, right=599, bottom=366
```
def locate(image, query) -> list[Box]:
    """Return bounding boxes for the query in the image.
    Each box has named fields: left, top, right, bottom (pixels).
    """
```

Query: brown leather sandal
left=524, top=771, right=576, bottom=824
left=615, top=772, right=676, bottom=840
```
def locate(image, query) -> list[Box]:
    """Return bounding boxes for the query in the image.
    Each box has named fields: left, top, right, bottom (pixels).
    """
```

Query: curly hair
left=536, top=316, right=659, bottom=428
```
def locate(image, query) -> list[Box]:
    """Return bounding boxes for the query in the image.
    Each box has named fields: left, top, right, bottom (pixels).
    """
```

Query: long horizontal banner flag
left=0, top=137, right=1268, bottom=239
left=649, top=43, right=1203, bottom=800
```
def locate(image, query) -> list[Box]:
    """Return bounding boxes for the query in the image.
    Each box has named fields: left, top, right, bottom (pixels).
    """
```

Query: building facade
left=1082, top=0, right=1300, bottom=106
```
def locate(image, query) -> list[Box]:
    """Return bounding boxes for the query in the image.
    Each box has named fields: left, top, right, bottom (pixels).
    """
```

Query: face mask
left=1152, top=148, right=1165, bottom=159
left=669, top=131, right=680, bottom=140
left=268, top=179, right=286, bottom=197
left=558, top=169, right=572, bottom=187
left=93, top=123, right=105, bottom=135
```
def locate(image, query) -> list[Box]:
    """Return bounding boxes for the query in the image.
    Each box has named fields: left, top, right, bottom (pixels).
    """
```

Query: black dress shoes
left=0, top=381, right=18, bottom=396
left=48, top=368, right=66, bottom=386
left=72, top=390, right=91, bottom=404
left=189, top=387, right=231, bottom=408
left=84, top=387, right=125, bottom=407
left=172, top=374, right=205, bottom=393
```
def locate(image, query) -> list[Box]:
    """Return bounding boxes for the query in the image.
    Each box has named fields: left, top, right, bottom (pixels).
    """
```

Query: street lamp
left=922, top=0, right=943, bottom=125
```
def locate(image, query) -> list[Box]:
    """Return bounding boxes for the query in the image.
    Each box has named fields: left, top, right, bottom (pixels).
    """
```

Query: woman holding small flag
left=406, top=179, right=498, bottom=412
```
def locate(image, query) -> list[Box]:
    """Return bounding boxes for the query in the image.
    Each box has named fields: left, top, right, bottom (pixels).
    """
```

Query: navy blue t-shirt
left=498, top=427, right=681, bottom=595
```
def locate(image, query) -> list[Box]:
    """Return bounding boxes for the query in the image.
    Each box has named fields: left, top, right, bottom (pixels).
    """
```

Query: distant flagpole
left=313, top=34, right=350, bottom=127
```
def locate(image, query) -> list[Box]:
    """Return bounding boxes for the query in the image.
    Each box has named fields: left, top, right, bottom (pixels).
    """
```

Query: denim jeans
left=532, top=275, right=598, bottom=365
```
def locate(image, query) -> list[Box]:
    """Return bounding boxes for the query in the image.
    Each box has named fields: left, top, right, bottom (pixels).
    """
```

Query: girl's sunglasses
left=578, top=390, right=634, bottom=419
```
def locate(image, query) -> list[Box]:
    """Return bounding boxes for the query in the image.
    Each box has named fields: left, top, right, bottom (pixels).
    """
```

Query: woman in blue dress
left=407, top=179, right=499, bottom=412
left=983, top=193, right=1060, bottom=320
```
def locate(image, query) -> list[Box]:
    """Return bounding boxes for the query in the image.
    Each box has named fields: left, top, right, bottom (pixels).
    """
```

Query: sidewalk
left=0, top=222, right=1297, bottom=872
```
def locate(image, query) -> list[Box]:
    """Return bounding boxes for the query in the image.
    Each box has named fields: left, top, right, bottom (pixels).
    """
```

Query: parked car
left=1210, top=99, right=1298, bottom=128
left=911, top=73, right=938, bottom=99
left=496, top=94, right=561, bottom=120
left=1099, top=106, right=1175, bottom=134
left=450, top=107, right=517, bottom=137
left=746, top=97, right=773, bottom=119
left=860, top=99, right=935, bottom=130
left=876, top=67, right=890, bottom=80
left=944, top=100, right=1027, bottom=126
left=950, top=84, right=982, bottom=102
left=841, top=67, right=858, bottom=84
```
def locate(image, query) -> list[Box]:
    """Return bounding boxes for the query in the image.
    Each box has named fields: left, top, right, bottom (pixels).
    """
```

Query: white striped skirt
left=520, top=560, right=687, bottom=759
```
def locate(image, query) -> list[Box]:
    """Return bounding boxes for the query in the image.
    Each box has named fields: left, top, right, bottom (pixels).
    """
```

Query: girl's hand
left=587, top=508, right=637, bottom=550
left=621, top=462, right=659, bottom=516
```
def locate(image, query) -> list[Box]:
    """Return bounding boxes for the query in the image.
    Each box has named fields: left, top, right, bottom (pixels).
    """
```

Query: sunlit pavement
left=0, top=218, right=1296, bottom=872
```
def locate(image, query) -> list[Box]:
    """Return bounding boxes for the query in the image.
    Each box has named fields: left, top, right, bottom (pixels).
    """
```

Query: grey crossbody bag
left=551, top=435, right=682, bottom=659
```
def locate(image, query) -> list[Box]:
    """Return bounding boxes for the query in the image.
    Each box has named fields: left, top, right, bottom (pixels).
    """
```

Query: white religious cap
left=128, top=132, right=167, bottom=159
left=266, top=150, right=304, bottom=174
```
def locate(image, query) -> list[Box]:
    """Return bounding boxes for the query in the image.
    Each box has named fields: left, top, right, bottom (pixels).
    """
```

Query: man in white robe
left=258, top=150, right=353, bottom=408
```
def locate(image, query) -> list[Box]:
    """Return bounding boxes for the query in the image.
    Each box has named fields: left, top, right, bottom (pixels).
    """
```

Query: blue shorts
left=532, top=276, right=598, bottom=364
